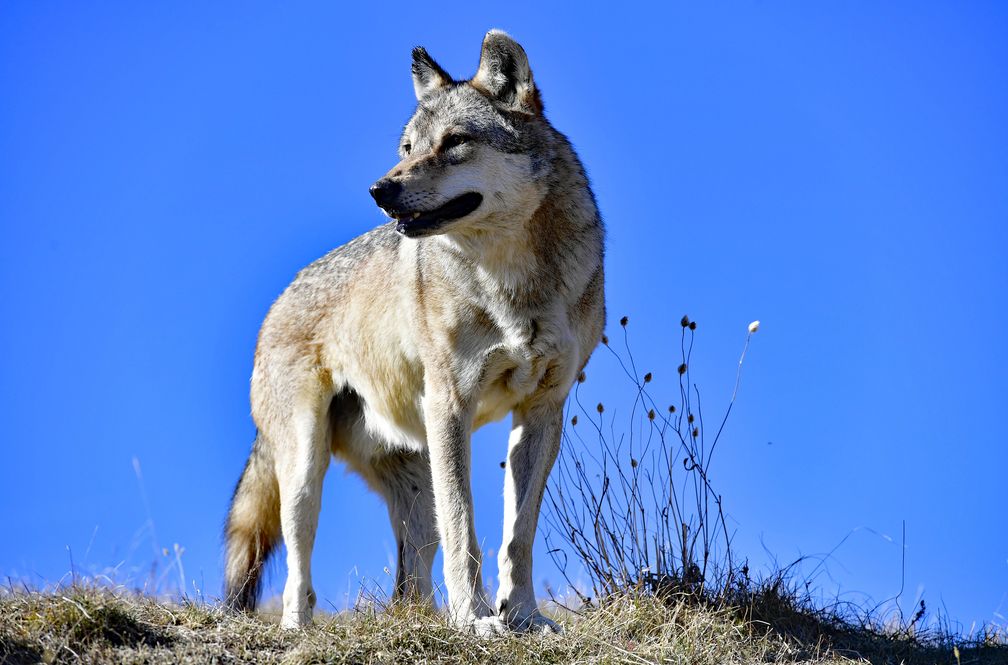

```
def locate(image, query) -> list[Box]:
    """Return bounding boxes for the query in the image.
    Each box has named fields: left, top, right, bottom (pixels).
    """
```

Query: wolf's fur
left=224, top=30, right=605, bottom=635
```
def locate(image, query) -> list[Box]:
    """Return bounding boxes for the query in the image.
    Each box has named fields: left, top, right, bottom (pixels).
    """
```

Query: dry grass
left=2, top=583, right=1004, bottom=664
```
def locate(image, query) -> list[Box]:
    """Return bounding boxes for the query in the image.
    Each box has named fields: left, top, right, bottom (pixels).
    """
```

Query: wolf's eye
left=402, top=143, right=412, bottom=155
left=441, top=134, right=468, bottom=151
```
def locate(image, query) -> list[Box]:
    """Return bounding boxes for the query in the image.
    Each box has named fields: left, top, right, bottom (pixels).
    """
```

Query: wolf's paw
left=471, top=612, right=563, bottom=637
left=280, top=586, right=316, bottom=629
left=471, top=615, right=510, bottom=637
left=280, top=611, right=312, bottom=630
left=521, top=613, right=562, bottom=635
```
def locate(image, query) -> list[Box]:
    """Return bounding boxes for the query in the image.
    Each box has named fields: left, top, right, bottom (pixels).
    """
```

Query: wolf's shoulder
left=325, top=220, right=401, bottom=264
left=298, top=221, right=401, bottom=279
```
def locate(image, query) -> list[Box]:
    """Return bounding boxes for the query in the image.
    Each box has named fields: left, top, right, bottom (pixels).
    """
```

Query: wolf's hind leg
left=371, top=450, right=440, bottom=604
left=273, top=405, right=331, bottom=629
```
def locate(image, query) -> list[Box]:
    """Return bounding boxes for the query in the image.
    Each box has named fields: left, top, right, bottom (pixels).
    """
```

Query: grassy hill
left=2, top=584, right=1004, bottom=664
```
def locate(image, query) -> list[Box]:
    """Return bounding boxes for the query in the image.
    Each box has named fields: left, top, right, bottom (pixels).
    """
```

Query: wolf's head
left=370, top=31, right=553, bottom=239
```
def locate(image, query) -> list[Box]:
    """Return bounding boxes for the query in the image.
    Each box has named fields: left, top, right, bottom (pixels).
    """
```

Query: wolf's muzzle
left=369, top=179, right=402, bottom=210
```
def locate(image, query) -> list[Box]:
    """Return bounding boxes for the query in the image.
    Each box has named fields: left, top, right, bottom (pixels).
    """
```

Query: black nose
left=369, top=179, right=402, bottom=208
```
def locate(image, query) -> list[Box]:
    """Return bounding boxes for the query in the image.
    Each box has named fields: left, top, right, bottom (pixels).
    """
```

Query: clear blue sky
left=1, top=2, right=1005, bottom=631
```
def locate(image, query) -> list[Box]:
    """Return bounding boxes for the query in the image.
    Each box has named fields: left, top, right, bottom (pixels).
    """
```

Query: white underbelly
left=473, top=383, right=521, bottom=429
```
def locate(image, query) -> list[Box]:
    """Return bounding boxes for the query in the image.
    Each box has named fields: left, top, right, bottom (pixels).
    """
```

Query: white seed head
left=748, top=320, right=760, bottom=334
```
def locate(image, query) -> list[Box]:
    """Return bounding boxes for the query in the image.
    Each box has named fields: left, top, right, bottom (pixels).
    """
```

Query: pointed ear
left=471, top=30, right=542, bottom=115
left=412, top=47, right=451, bottom=100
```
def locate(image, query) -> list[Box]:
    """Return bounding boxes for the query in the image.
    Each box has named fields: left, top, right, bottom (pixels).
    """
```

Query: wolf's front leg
left=422, top=387, right=493, bottom=629
left=496, top=401, right=564, bottom=633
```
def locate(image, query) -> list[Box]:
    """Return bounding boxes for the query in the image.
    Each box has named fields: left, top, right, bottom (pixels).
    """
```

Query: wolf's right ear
left=412, top=47, right=451, bottom=100
left=471, top=30, right=542, bottom=115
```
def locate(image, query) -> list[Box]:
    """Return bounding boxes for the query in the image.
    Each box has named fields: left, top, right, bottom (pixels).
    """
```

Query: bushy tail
left=224, top=435, right=281, bottom=611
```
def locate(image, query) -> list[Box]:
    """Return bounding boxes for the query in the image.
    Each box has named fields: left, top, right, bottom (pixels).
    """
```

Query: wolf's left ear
left=471, top=30, right=542, bottom=115
left=412, top=47, right=451, bottom=100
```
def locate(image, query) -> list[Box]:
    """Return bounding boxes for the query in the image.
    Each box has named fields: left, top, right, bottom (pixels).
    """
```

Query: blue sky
left=1, top=2, right=1005, bottom=631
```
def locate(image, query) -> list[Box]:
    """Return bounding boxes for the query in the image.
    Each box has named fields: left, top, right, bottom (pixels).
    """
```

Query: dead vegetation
left=539, top=316, right=1007, bottom=665
left=1, top=582, right=1004, bottom=664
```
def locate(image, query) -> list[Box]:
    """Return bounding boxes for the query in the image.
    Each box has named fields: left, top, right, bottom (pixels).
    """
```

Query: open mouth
left=391, top=192, right=483, bottom=237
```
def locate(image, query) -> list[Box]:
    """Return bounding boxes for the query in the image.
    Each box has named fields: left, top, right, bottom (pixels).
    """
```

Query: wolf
left=223, top=30, right=605, bottom=635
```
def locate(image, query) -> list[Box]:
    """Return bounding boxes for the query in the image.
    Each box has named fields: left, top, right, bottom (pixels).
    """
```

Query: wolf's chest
left=471, top=345, right=549, bottom=428
left=357, top=310, right=578, bottom=453
left=470, top=319, right=579, bottom=427
left=358, top=343, right=549, bottom=453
